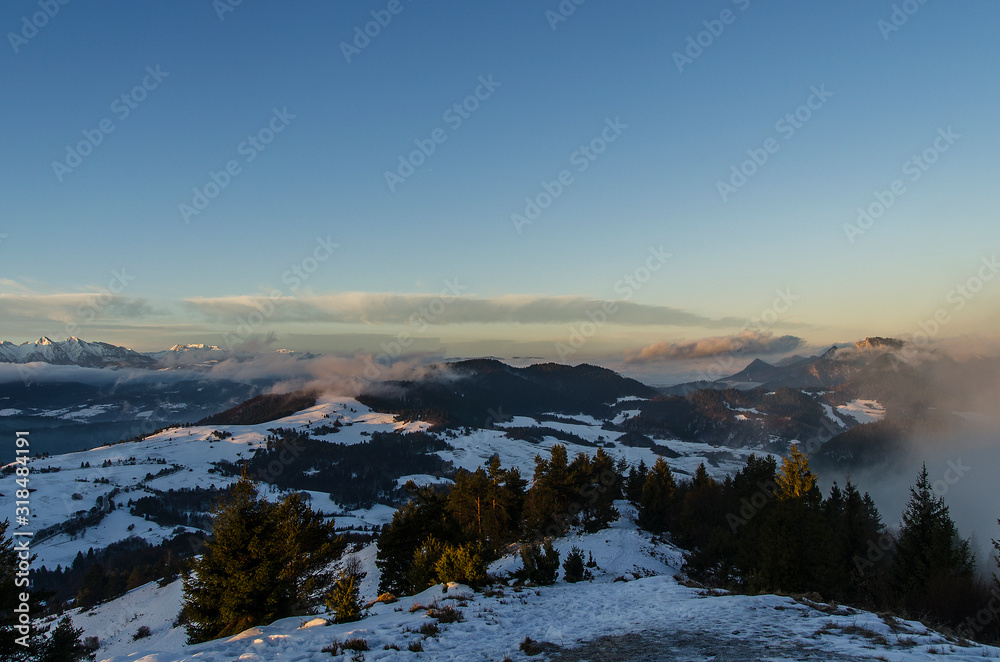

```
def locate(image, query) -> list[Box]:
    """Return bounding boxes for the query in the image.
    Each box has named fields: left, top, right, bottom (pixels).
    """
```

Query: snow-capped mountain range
left=0, top=337, right=304, bottom=369
left=0, top=337, right=155, bottom=368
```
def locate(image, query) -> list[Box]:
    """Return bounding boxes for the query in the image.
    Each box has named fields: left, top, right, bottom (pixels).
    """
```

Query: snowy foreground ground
left=63, top=513, right=1000, bottom=662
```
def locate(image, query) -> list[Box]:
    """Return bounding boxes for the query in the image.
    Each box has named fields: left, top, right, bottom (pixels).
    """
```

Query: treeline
left=216, top=429, right=453, bottom=509
left=629, top=447, right=997, bottom=644
left=376, top=443, right=999, bottom=645
left=130, top=487, right=231, bottom=530
left=611, top=387, right=830, bottom=450
left=33, top=532, right=206, bottom=609
left=376, top=446, right=620, bottom=595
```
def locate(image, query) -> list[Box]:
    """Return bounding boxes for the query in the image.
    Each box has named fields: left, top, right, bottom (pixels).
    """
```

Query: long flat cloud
left=183, top=292, right=742, bottom=328
left=0, top=293, right=164, bottom=326
left=626, top=330, right=803, bottom=363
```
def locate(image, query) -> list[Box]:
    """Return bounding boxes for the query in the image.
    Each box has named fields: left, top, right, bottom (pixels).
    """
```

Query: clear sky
left=2, top=0, right=998, bottom=380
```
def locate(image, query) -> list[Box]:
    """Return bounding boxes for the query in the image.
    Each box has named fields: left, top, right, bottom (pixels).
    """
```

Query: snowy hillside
left=4, top=394, right=759, bottom=573
left=51, top=509, right=1000, bottom=661
left=6, top=391, right=995, bottom=660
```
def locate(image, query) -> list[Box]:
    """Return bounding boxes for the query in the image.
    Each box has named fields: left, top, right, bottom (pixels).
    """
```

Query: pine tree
left=376, top=484, right=456, bottom=595
left=434, top=543, right=488, bottom=588
left=637, top=457, right=676, bottom=534
left=580, top=448, right=620, bottom=532
left=562, top=547, right=587, bottom=583
left=485, top=455, right=526, bottom=546
left=326, top=557, right=365, bottom=624
left=625, top=460, right=648, bottom=503
left=774, top=444, right=819, bottom=503
left=76, top=563, right=108, bottom=609
left=892, top=464, right=974, bottom=609
left=408, top=537, right=446, bottom=591
left=38, top=616, right=94, bottom=662
left=519, top=542, right=559, bottom=585
left=751, top=447, right=828, bottom=593
left=182, top=476, right=344, bottom=643
left=825, top=480, right=884, bottom=601
left=676, top=463, right=723, bottom=550
left=524, top=445, right=573, bottom=536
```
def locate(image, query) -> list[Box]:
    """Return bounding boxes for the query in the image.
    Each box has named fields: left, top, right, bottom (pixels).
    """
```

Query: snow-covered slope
left=8, top=392, right=1000, bottom=660
left=59, top=509, right=1000, bottom=662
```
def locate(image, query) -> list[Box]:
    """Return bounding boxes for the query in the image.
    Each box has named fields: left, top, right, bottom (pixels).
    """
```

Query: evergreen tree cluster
left=636, top=448, right=993, bottom=642
left=182, top=476, right=345, bottom=643
left=2, top=520, right=93, bottom=661
left=32, top=532, right=206, bottom=608
left=376, top=446, right=621, bottom=595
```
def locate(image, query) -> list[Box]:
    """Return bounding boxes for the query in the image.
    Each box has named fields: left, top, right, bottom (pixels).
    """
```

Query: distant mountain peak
left=0, top=337, right=154, bottom=368
left=168, top=343, right=222, bottom=352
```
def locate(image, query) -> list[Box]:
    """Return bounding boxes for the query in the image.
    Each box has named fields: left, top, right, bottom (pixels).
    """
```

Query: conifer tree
left=637, top=457, right=677, bottom=534
left=752, top=446, right=828, bottom=593
left=562, top=546, right=588, bottom=583
left=326, top=556, right=365, bottom=624
left=625, top=460, right=648, bottom=503
left=485, top=455, right=526, bottom=545
left=519, top=542, right=559, bottom=585
left=376, top=484, right=456, bottom=595
left=524, top=445, right=573, bottom=536
left=408, top=536, right=447, bottom=591
left=38, top=616, right=94, bottom=662
left=182, top=476, right=344, bottom=643
left=581, top=448, right=620, bottom=532
left=677, top=463, right=723, bottom=549
left=892, top=464, right=974, bottom=608
left=447, top=459, right=523, bottom=558
left=434, top=543, right=488, bottom=588
left=826, top=480, right=884, bottom=600
left=774, top=444, right=819, bottom=503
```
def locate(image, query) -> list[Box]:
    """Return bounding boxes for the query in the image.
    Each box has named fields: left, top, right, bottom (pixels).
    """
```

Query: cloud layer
left=182, top=292, right=740, bottom=328
left=626, top=330, right=803, bottom=363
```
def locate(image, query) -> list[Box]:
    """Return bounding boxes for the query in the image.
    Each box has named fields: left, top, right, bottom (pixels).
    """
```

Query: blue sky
left=1, top=0, right=998, bottom=379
